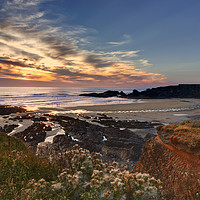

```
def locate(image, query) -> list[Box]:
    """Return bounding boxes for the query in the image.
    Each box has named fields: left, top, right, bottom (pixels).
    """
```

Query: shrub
left=22, top=144, right=164, bottom=200
left=0, top=133, right=163, bottom=199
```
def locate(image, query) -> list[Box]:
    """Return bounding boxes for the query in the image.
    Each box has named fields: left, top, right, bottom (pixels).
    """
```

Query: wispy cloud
left=107, top=34, right=132, bottom=46
left=0, top=57, right=30, bottom=67
left=85, top=55, right=115, bottom=68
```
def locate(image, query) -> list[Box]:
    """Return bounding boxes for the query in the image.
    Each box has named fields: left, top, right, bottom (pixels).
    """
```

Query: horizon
left=0, top=0, right=200, bottom=88
left=0, top=83, right=199, bottom=90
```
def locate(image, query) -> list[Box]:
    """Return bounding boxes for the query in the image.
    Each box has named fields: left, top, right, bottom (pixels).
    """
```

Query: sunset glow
left=0, top=0, right=199, bottom=88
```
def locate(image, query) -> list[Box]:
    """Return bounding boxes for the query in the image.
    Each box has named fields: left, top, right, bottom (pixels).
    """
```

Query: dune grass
left=157, top=120, right=200, bottom=150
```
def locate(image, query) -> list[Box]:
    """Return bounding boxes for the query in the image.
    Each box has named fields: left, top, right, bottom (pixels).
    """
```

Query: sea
left=0, top=87, right=135, bottom=110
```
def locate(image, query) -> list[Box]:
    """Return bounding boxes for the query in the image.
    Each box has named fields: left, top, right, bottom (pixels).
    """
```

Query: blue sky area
left=0, top=0, right=199, bottom=88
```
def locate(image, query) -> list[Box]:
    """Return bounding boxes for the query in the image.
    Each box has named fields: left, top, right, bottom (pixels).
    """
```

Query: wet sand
left=38, top=98, right=200, bottom=124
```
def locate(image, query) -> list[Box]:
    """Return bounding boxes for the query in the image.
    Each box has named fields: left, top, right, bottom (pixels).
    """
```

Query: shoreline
left=1, top=98, right=200, bottom=167
left=37, top=98, right=200, bottom=124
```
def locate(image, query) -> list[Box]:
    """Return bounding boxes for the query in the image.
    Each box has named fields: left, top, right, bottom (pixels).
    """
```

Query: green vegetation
left=0, top=132, right=163, bottom=199
left=0, top=132, right=59, bottom=199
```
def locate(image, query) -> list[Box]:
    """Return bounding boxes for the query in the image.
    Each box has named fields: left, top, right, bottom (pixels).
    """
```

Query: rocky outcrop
left=0, top=106, right=156, bottom=168
left=0, top=105, right=26, bottom=115
left=0, top=124, right=18, bottom=133
left=36, top=115, right=151, bottom=166
left=80, top=84, right=200, bottom=99
left=127, top=84, right=200, bottom=99
left=133, top=136, right=200, bottom=199
left=14, top=122, right=49, bottom=152
left=36, top=135, right=77, bottom=161
left=79, top=90, right=126, bottom=98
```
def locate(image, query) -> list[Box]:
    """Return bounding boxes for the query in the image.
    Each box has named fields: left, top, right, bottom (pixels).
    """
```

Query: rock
left=0, top=105, right=26, bottom=115
left=127, top=84, right=200, bottom=99
left=14, top=122, right=47, bottom=152
left=80, top=84, right=200, bottom=99
left=2, top=124, right=18, bottom=133
left=36, top=142, right=52, bottom=158
left=39, top=115, right=146, bottom=167
left=79, top=90, right=127, bottom=98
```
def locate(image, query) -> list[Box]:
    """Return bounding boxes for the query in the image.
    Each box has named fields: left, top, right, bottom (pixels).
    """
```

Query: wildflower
left=110, top=181, right=115, bottom=185
left=110, top=168, right=119, bottom=174
left=38, top=178, right=45, bottom=183
left=92, top=169, right=100, bottom=176
left=27, top=179, right=35, bottom=186
left=51, top=183, right=62, bottom=191
left=73, top=144, right=79, bottom=148
left=77, top=171, right=83, bottom=178
left=136, top=172, right=143, bottom=179
left=112, top=161, right=118, bottom=167
left=142, top=173, right=150, bottom=178
left=136, top=178, right=145, bottom=183
left=104, top=190, right=111, bottom=197
left=90, top=179, right=95, bottom=183
left=24, top=189, right=31, bottom=194
left=149, top=176, right=156, bottom=180
left=39, top=184, right=46, bottom=189
left=117, top=181, right=124, bottom=187
left=147, top=186, right=157, bottom=191
left=58, top=171, right=67, bottom=179
left=135, top=190, right=144, bottom=195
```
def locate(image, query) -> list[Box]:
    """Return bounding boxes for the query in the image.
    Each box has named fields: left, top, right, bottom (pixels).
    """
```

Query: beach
left=1, top=98, right=200, bottom=165
left=38, top=98, right=200, bottom=124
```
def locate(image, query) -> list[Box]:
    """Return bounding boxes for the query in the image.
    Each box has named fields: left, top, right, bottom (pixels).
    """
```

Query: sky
left=0, top=0, right=199, bottom=88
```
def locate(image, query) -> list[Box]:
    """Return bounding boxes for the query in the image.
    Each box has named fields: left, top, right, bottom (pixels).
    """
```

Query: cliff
left=128, top=84, right=200, bottom=99
left=80, top=84, right=200, bottom=99
left=133, top=122, right=200, bottom=199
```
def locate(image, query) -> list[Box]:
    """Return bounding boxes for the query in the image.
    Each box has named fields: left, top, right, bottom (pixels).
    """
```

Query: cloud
left=85, top=55, right=114, bottom=68
left=98, top=50, right=140, bottom=58
left=5, top=0, right=42, bottom=8
left=0, top=0, right=167, bottom=87
left=0, top=58, right=30, bottom=67
left=138, top=59, right=151, bottom=66
left=41, top=36, right=78, bottom=58
left=107, top=34, right=132, bottom=46
left=0, top=31, right=19, bottom=41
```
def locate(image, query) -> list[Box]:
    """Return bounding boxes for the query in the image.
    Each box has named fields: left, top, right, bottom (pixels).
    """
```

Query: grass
left=158, top=120, right=200, bottom=150
left=0, top=132, right=60, bottom=199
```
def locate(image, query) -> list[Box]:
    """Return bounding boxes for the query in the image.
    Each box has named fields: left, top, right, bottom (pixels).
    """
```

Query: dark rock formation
left=0, top=124, right=18, bottom=133
left=91, top=118, right=161, bottom=129
left=80, top=84, right=200, bottom=99
left=0, top=105, right=26, bottom=115
left=0, top=108, right=157, bottom=167
left=79, top=90, right=127, bottom=98
left=14, top=122, right=48, bottom=152
left=127, top=84, right=200, bottom=98
left=43, top=115, right=147, bottom=166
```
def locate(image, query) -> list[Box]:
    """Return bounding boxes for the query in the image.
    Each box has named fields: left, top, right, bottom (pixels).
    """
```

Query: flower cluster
left=22, top=144, right=163, bottom=199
